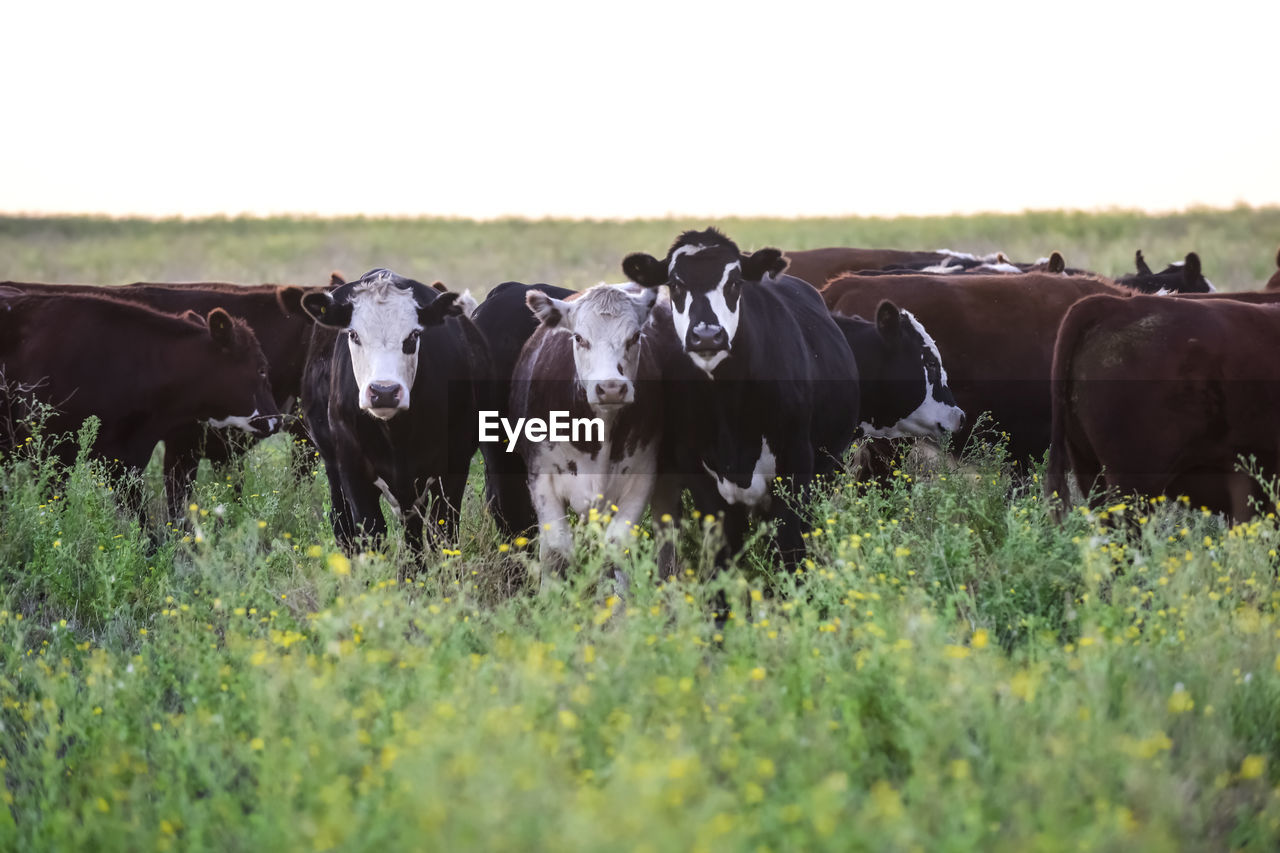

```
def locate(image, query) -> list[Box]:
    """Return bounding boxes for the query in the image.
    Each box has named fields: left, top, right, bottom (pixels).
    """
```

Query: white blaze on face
left=862, top=311, right=965, bottom=439
left=345, top=286, right=422, bottom=419
left=671, top=259, right=742, bottom=377
left=561, top=284, right=654, bottom=410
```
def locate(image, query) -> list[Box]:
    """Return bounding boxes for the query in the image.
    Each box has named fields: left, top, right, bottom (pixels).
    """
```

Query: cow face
left=622, top=228, right=784, bottom=377
left=301, top=268, right=461, bottom=419
left=201, top=308, right=281, bottom=437
left=527, top=284, right=657, bottom=411
left=856, top=302, right=966, bottom=440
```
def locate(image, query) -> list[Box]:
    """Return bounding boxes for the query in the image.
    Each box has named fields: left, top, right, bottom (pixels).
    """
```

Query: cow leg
left=419, top=474, right=466, bottom=551
left=340, top=473, right=387, bottom=553
left=481, top=444, right=537, bottom=538
left=651, top=473, right=685, bottom=581
left=528, top=473, right=572, bottom=585
left=602, top=471, right=656, bottom=596
left=1227, top=471, right=1259, bottom=522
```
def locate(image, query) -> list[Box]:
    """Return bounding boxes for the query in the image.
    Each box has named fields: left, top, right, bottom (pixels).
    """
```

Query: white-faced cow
left=831, top=301, right=965, bottom=440
left=300, top=269, right=489, bottom=558
left=0, top=292, right=279, bottom=489
left=509, top=283, right=663, bottom=585
left=622, top=228, right=860, bottom=575
left=470, top=281, right=579, bottom=537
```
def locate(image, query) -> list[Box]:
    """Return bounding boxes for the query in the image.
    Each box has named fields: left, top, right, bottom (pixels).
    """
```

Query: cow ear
left=1047, top=252, right=1065, bottom=274
left=630, top=286, right=659, bottom=322
left=622, top=253, right=668, bottom=287
left=742, top=248, right=786, bottom=281
left=329, top=271, right=346, bottom=288
left=277, top=286, right=306, bottom=317
left=875, top=300, right=902, bottom=344
left=1183, top=252, right=1202, bottom=286
left=430, top=280, right=448, bottom=293
left=301, top=290, right=352, bottom=327
left=526, top=289, right=571, bottom=328
left=207, top=308, right=235, bottom=348
left=1134, top=250, right=1152, bottom=276
left=180, top=309, right=205, bottom=326
left=419, top=290, right=462, bottom=326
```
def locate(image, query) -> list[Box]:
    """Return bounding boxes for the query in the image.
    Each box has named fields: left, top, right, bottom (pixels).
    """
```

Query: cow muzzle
left=686, top=323, right=728, bottom=354
left=365, top=381, right=407, bottom=419
left=592, top=379, right=632, bottom=408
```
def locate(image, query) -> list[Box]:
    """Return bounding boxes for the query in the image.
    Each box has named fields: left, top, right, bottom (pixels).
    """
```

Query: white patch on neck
left=208, top=409, right=274, bottom=434
left=702, top=439, right=776, bottom=508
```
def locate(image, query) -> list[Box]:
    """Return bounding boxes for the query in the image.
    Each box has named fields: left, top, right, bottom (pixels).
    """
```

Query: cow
left=0, top=292, right=279, bottom=498
left=0, top=279, right=320, bottom=515
left=1046, top=294, right=1280, bottom=520
left=821, top=271, right=1131, bottom=464
left=1265, top=249, right=1280, bottom=292
left=300, top=268, right=489, bottom=560
left=831, top=302, right=965, bottom=440
left=509, top=283, right=662, bottom=586
left=782, top=247, right=1059, bottom=288
left=1115, top=251, right=1214, bottom=294
left=470, top=281, right=579, bottom=537
left=622, top=228, right=860, bottom=575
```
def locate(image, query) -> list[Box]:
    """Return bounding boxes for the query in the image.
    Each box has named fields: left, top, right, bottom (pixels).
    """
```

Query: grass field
left=3, top=210, right=1280, bottom=850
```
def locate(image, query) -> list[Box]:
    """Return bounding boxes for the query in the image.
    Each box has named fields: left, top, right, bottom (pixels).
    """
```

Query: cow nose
left=368, top=382, right=402, bottom=410
left=594, top=379, right=628, bottom=405
left=249, top=413, right=281, bottom=436
left=687, top=324, right=728, bottom=352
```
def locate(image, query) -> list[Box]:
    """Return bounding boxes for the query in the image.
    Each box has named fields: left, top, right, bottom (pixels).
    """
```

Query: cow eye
left=348, top=330, right=361, bottom=346
left=406, top=329, right=421, bottom=346
left=573, top=333, right=590, bottom=349
left=626, top=332, right=640, bottom=349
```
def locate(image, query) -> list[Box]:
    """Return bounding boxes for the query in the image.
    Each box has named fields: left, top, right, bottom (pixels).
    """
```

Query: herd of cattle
left=4, top=232, right=1280, bottom=582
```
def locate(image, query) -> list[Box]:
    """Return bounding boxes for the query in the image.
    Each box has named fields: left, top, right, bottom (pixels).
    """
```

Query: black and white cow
left=510, top=283, right=663, bottom=584
left=1117, top=250, right=1214, bottom=294
left=471, top=281, right=579, bottom=537
left=300, top=268, right=489, bottom=558
left=622, top=228, right=860, bottom=574
left=831, top=302, right=965, bottom=440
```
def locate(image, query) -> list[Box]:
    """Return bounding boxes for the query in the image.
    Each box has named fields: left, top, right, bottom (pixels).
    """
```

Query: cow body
left=1, top=280, right=319, bottom=513
left=625, top=229, right=860, bottom=573
left=1046, top=294, right=1280, bottom=519
left=510, top=284, right=662, bottom=580
left=821, top=272, right=1128, bottom=462
left=301, top=270, right=488, bottom=557
left=0, top=292, right=278, bottom=478
left=470, top=281, right=578, bottom=537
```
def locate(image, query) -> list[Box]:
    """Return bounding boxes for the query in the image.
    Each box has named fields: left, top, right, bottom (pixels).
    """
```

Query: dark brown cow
left=820, top=272, right=1130, bottom=462
left=1046, top=294, right=1280, bottom=519
left=0, top=292, right=278, bottom=483
left=1265, top=249, right=1280, bottom=292
left=0, top=280, right=320, bottom=512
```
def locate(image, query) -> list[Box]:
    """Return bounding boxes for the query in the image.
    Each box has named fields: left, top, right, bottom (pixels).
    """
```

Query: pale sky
left=4, top=1, right=1278, bottom=219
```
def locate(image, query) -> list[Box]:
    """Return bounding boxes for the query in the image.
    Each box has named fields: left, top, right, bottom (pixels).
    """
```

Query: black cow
left=831, top=302, right=965, bottom=440
left=622, top=228, right=860, bottom=574
left=300, top=269, right=489, bottom=559
left=470, top=280, right=578, bottom=537
left=1116, top=251, right=1214, bottom=294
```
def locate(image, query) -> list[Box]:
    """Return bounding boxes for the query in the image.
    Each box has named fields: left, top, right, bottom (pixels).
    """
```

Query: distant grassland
left=3, top=206, right=1279, bottom=292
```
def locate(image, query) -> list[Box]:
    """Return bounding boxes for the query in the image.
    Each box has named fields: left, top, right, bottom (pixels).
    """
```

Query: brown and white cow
left=820, top=271, right=1130, bottom=463
left=509, top=283, right=663, bottom=585
left=1046, top=294, right=1280, bottom=520
left=0, top=291, right=278, bottom=478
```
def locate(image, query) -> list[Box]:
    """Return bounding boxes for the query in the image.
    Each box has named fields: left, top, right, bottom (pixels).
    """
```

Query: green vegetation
left=3, top=211, right=1280, bottom=849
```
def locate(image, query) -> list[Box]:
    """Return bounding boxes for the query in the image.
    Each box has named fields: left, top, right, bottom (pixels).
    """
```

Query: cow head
left=1120, top=251, right=1214, bottom=294
left=526, top=283, right=657, bottom=411
left=301, top=268, right=462, bottom=419
left=200, top=308, right=281, bottom=437
left=622, top=228, right=785, bottom=376
left=854, top=301, right=966, bottom=440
